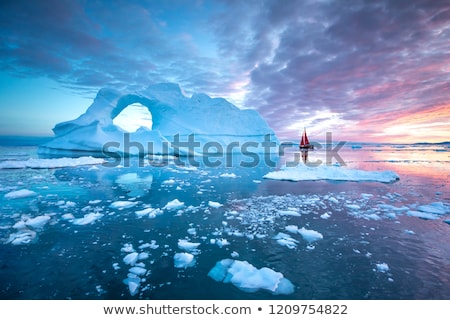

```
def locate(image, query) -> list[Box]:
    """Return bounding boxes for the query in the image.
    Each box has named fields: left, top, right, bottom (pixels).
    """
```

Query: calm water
left=0, top=140, right=449, bottom=299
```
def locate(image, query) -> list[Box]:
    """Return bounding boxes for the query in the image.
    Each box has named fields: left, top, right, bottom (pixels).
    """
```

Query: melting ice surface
left=0, top=142, right=450, bottom=299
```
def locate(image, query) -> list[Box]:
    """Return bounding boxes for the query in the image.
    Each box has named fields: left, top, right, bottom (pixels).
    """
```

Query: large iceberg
left=39, top=83, right=278, bottom=156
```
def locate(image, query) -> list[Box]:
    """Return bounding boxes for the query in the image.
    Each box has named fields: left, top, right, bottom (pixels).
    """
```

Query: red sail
left=300, top=132, right=305, bottom=146
left=304, top=131, right=310, bottom=145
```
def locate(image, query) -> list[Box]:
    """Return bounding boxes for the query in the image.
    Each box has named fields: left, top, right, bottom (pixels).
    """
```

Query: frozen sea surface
left=0, top=142, right=449, bottom=299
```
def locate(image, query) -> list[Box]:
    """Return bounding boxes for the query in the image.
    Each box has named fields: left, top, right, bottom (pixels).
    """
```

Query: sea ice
left=208, top=201, right=223, bottom=208
left=0, top=156, right=104, bottom=169
left=110, top=201, right=138, bottom=210
left=178, top=239, right=200, bottom=252
left=72, top=212, right=104, bottom=225
left=123, top=252, right=139, bottom=266
left=129, top=266, right=147, bottom=276
left=376, top=263, right=390, bottom=273
left=273, top=232, right=299, bottom=249
left=298, top=227, right=323, bottom=242
left=416, top=202, right=449, bottom=215
left=4, top=189, right=37, bottom=199
left=219, top=173, right=238, bottom=178
left=25, top=215, right=51, bottom=229
left=174, top=252, right=196, bottom=268
left=6, top=229, right=37, bottom=245
left=123, top=277, right=140, bottom=296
left=164, top=199, right=185, bottom=210
left=406, top=210, right=439, bottom=220
left=263, top=164, right=399, bottom=183
left=208, top=259, right=294, bottom=295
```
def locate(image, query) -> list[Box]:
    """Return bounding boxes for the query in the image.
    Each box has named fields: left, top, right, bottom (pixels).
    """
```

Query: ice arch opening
left=112, top=103, right=153, bottom=133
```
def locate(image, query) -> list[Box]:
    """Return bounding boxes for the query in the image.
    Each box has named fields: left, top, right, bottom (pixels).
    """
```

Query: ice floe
left=110, top=201, right=138, bottom=210
left=208, top=201, right=223, bottom=208
left=164, top=199, right=185, bottom=210
left=177, top=239, right=200, bottom=252
left=4, top=189, right=37, bottom=199
left=263, top=164, right=400, bottom=183
left=208, top=259, right=294, bottom=295
left=0, top=156, right=104, bottom=169
left=174, top=252, right=196, bottom=268
left=72, top=212, right=104, bottom=225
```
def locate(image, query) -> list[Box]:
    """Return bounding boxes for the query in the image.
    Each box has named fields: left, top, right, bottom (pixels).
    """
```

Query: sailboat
left=299, top=128, right=314, bottom=150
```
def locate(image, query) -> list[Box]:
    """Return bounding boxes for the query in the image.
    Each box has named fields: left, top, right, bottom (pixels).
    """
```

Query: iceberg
left=38, top=83, right=278, bottom=156
left=263, top=164, right=400, bottom=183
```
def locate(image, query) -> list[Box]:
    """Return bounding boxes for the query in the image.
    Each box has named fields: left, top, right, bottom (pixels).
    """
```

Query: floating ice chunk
left=72, top=213, right=104, bottom=225
left=404, top=229, right=416, bottom=235
left=123, top=277, right=140, bottom=296
left=174, top=252, right=196, bottom=268
left=298, top=227, right=323, bottom=242
left=121, top=243, right=135, bottom=253
left=263, top=164, right=399, bottom=183
left=274, top=232, right=298, bottom=249
left=139, top=241, right=159, bottom=250
left=0, top=156, right=105, bottom=169
left=406, top=210, right=439, bottom=220
left=129, top=266, right=147, bottom=276
left=231, top=251, right=239, bottom=258
left=215, top=238, right=230, bottom=248
left=328, top=197, right=339, bottom=204
left=219, top=173, right=237, bottom=178
left=278, top=210, right=301, bottom=216
left=89, top=200, right=102, bottom=205
left=417, top=202, right=449, bottom=215
left=178, top=239, right=200, bottom=252
left=320, top=213, right=331, bottom=219
left=25, top=215, right=51, bottom=229
left=7, top=229, right=37, bottom=245
left=208, top=201, right=223, bottom=208
left=123, top=252, right=139, bottom=266
left=208, top=259, right=294, bottom=295
left=187, top=228, right=196, bottom=235
left=110, top=201, right=138, bottom=210
left=138, top=252, right=149, bottom=260
left=162, top=179, right=176, bottom=185
left=285, top=225, right=299, bottom=234
left=376, top=263, right=390, bottom=273
left=135, top=207, right=162, bottom=218
left=346, top=204, right=360, bottom=210
left=4, top=189, right=37, bottom=199
left=112, top=263, right=121, bottom=271
left=61, top=213, right=75, bottom=220
left=164, top=199, right=185, bottom=210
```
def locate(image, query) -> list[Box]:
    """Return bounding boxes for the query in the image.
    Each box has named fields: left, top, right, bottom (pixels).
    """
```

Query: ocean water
left=0, top=138, right=449, bottom=300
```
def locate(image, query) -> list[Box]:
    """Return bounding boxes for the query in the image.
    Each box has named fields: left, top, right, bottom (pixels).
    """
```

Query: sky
left=0, top=0, right=449, bottom=143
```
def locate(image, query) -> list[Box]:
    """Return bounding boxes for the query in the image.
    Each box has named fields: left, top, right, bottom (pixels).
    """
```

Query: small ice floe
left=178, top=239, right=200, bottom=252
left=298, top=227, right=323, bottom=242
left=110, top=201, right=138, bottom=210
left=375, top=263, right=390, bottom=273
left=61, top=213, right=75, bottom=220
left=416, top=202, right=450, bottom=215
left=4, top=189, right=37, bottom=200
left=320, top=213, right=331, bottom=219
left=208, top=201, right=223, bottom=208
left=139, top=240, right=159, bottom=250
left=162, top=179, right=176, bottom=185
left=231, top=251, right=239, bottom=258
left=135, top=207, right=163, bottom=218
left=208, top=259, right=294, bottom=295
left=219, top=173, right=237, bottom=178
left=89, top=200, right=102, bottom=205
left=164, top=199, right=185, bottom=210
left=121, top=243, right=135, bottom=253
left=273, top=232, right=299, bottom=249
left=6, top=229, right=37, bottom=245
left=211, top=238, right=230, bottom=248
left=129, top=266, right=147, bottom=276
left=404, top=229, right=416, bottom=235
left=174, top=252, right=196, bottom=268
left=406, top=210, right=439, bottom=220
left=278, top=210, right=301, bottom=216
left=123, top=277, right=140, bottom=296
left=72, top=212, right=104, bottom=225
left=24, top=215, right=51, bottom=230
left=123, top=252, right=139, bottom=266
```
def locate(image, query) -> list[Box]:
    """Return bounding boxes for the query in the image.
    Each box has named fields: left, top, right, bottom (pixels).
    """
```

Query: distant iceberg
left=39, top=83, right=278, bottom=156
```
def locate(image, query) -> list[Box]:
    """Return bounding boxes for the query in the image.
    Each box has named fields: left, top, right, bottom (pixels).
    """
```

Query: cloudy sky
left=0, top=0, right=449, bottom=143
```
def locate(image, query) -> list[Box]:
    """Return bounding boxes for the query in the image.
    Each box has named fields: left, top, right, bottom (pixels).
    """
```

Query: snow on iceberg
left=263, top=164, right=399, bottom=183
left=0, top=156, right=104, bottom=169
left=72, top=212, right=104, bottom=225
left=208, top=259, right=294, bottom=295
left=38, top=83, right=278, bottom=156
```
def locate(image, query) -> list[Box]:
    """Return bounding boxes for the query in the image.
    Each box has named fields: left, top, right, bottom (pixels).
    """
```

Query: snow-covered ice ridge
left=39, top=83, right=279, bottom=156
left=264, top=164, right=400, bottom=183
